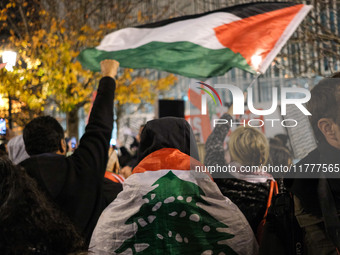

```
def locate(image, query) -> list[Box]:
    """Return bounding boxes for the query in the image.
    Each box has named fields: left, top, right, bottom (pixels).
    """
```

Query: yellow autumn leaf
left=31, top=78, right=39, bottom=86
left=41, top=76, right=48, bottom=83
left=0, top=1, right=177, bottom=129
left=78, top=35, right=86, bottom=42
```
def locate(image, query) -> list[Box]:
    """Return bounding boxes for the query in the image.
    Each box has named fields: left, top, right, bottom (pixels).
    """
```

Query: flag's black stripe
left=136, top=2, right=298, bottom=29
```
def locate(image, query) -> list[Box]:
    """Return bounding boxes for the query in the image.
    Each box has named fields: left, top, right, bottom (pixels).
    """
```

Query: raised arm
left=71, top=60, right=119, bottom=176
left=204, top=93, right=246, bottom=168
left=204, top=113, right=232, bottom=168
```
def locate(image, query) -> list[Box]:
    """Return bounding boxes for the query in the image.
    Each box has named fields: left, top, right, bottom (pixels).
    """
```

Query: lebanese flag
left=79, top=3, right=311, bottom=78
left=104, top=171, right=125, bottom=183
left=90, top=148, right=258, bottom=254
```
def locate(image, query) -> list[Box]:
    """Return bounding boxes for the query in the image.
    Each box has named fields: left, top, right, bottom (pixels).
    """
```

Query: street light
left=2, top=51, right=17, bottom=71
left=2, top=51, right=17, bottom=129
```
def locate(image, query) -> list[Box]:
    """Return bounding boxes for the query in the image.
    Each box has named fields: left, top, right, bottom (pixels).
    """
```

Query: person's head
left=274, top=134, right=288, bottom=148
left=228, top=126, right=269, bottom=166
left=308, top=73, right=340, bottom=149
left=269, top=137, right=284, bottom=147
left=269, top=145, right=292, bottom=166
left=0, top=156, right=86, bottom=253
left=23, top=116, right=66, bottom=156
left=137, top=117, right=199, bottom=163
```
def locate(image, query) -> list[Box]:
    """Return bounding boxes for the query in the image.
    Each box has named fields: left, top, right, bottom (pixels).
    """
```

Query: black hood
left=20, top=153, right=68, bottom=199
left=137, top=117, right=200, bottom=163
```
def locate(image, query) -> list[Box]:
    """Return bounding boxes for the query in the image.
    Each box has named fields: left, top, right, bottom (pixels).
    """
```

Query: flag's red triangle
left=214, top=4, right=304, bottom=69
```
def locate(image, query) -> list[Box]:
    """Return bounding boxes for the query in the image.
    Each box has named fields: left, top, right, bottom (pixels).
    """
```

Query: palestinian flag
left=79, top=2, right=311, bottom=79
left=90, top=148, right=257, bottom=254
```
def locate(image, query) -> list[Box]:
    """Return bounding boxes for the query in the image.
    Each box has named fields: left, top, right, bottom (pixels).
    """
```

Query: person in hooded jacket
left=90, top=117, right=258, bottom=255
left=20, top=60, right=121, bottom=245
left=7, top=134, right=30, bottom=165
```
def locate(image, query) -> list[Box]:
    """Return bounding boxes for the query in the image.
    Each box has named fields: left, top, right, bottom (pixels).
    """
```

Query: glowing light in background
left=251, top=55, right=262, bottom=71
left=0, top=95, right=5, bottom=108
left=2, top=51, right=17, bottom=71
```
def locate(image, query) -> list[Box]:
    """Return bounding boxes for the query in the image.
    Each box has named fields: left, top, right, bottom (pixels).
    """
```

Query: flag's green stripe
left=196, top=87, right=217, bottom=105
left=78, top=41, right=254, bottom=79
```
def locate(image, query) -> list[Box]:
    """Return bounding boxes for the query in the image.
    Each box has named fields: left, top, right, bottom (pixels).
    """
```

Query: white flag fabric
left=90, top=148, right=258, bottom=255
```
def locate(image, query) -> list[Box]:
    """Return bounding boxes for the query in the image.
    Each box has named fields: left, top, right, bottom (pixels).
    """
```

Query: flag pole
left=246, top=71, right=262, bottom=91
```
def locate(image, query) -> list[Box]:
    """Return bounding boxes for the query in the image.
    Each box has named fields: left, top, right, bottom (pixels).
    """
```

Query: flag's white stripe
left=259, top=5, right=312, bottom=73
left=96, top=12, right=241, bottom=52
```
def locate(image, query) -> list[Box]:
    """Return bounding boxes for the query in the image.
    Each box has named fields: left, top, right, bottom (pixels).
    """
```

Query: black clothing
left=204, top=113, right=271, bottom=233
left=215, top=178, right=270, bottom=232
left=20, top=77, right=117, bottom=244
left=103, top=178, right=123, bottom=205
left=118, top=146, right=132, bottom=167
left=283, top=140, right=340, bottom=254
left=285, top=140, right=340, bottom=216
left=137, top=117, right=200, bottom=162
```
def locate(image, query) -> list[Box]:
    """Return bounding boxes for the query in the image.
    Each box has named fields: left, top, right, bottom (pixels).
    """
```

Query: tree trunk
left=66, top=107, right=79, bottom=140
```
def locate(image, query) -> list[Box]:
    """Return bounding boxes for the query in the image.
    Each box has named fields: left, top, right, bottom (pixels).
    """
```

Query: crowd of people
left=0, top=59, right=339, bottom=255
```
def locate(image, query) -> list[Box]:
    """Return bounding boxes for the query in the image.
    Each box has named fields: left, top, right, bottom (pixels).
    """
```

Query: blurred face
left=318, top=116, right=340, bottom=150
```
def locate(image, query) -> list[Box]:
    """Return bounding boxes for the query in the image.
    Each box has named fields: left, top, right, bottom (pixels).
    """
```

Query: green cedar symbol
left=115, top=171, right=237, bottom=255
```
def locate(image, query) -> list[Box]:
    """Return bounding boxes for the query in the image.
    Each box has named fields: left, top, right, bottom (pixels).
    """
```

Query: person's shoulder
left=284, top=148, right=320, bottom=192
left=20, top=153, right=66, bottom=170
left=295, top=148, right=320, bottom=166
left=215, top=177, right=270, bottom=194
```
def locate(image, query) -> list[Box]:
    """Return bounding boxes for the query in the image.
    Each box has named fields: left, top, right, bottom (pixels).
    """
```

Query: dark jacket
left=20, top=77, right=121, bottom=244
left=285, top=140, right=340, bottom=216
left=204, top=113, right=271, bottom=233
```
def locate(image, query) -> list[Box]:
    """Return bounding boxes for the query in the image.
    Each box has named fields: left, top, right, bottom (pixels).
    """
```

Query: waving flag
left=79, top=2, right=312, bottom=79
left=90, top=148, right=258, bottom=254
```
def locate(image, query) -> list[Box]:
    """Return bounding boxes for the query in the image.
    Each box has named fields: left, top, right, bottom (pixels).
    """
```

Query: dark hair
left=0, top=143, right=7, bottom=156
left=0, top=156, right=86, bottom=254
left=23, top=116, right=64, bottom=155
left=118, top=146, right=132, bottom=168
left=274, top=134, right=288, bottom=147
left=307, top=73, right=340, bottom=142
left=269, top=137, right=284, bottom=147
left=269, top=145, right=292, bottom=167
